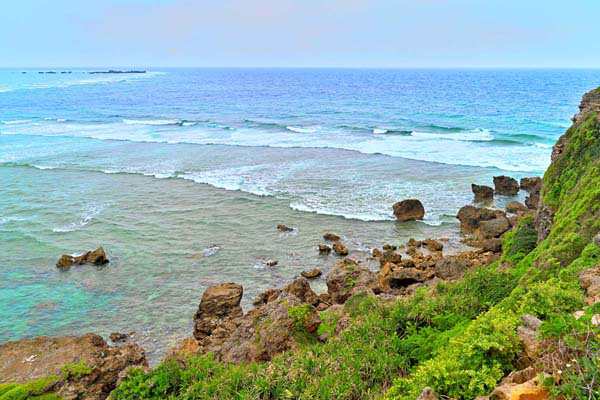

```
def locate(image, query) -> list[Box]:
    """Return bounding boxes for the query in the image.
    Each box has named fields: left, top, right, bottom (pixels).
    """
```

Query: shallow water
left=2, top=68, right=600, bottom=362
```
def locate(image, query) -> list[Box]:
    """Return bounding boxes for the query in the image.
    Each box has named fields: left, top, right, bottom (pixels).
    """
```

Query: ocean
left=1, top=68, right=599, bottom=361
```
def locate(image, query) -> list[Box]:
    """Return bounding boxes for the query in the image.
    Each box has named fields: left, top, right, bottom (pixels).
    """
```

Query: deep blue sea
left=2, top=68, right=600, bottom=361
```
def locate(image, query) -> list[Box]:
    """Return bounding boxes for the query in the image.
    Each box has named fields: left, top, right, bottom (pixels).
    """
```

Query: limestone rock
left=323, top=232, right=341, bottom=242
left=392, top=199, right=425, bottom=222
left=301, top=268, right=322, bottom=279
left=283, top=277, right=319, bottom=306
left=193, top=283, right=243, bottom=341
left=479, top=216, right=511, bottom=239
left=56, top=247, right=109, bottom=270
left=506, top=201, right=528, bottom=214
left=457, top=205, right=505, bottom=234
left=490, top=376, right=548, bottom=400
left=276, top=224, right=294, bottom=232
left=579, top=266, right=600, bottom=304
left=326, top=259, right=377, bottom=304
left=472, top=184, right=494, bottom=202
left=332, top=241, right=349, bottom=256
left=520, top=177, right=542, bottom=193
left=318, top=244, right=332, bottom=254
left=417, top=387, right=439, bottom=400
left=493, top=176, right=520, bottom=196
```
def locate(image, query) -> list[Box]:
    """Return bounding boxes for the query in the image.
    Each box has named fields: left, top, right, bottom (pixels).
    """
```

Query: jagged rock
left=318, top=244, right=332, bottom=254
left=517, top=314, right=542, bottom=359
left=165, top=337, right=200, bottom=360
left=479, top=216, right=511, bottom=239
left=573, top=86, right=600, bottom=124
left=417, top=387, right=439, bottom=400
left=327, top=259, right=377, bottom=304
left=382, top=244, right=397, bottom=251
left=323, top=232, right=341, bottom=242
left=506, top=201, right=528, bottom=214
left=252, top=288, right=280, bottom=306
left=525, top=191, right=540, bottom=210
left=472, top=184, right=494, bottom=202
left=493, top=176, right=520, bottom=196
left=56, top=247, right=109, bottom=270
left=379, top=249, right=403, bottom=266
left=284, top=277, right=319, bottom=305
left=520, top=177, right=542, bottom=193
left=594, top=233, right=600, bottom=247
left=332, top=241, right=349, bottom=256
left=0, top=333, right=147, bottom=400
left=490, top=376, right=549, bottom=400
left=392, top=199, right=425, bottom=222
left=435, top=256, right=470, bottom=280
left=378, top=263, right=434, bottom=292
left=276, top=224, right=294, bottom=232
left=457, top=205, right=506, bottom=234
left=193, top=283, right=243, bottom=342
left=535, top=204, right=554, bottom=241
left=109, top=332, right=129, bottom=343
left=301, top=268, right=322, bottom=279
left=579, top=266, right=600, bottom=304
left=422, top=239, right=443, bottom=252
left=372, top=248, right=383, bottom=258
left=479, top=238, right=503, bottom=253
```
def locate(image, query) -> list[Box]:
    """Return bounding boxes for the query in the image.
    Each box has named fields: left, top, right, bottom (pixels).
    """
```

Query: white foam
left=372, top=128, right=387, bottom=134
left=411, top=128, right=494, bottom=142
left=286, top=126, right=317, bottom=134
left=123, top=119, right=180, bottom=126
left=52, top=204, right=104, bottom=233
left=1, top=119, right=32, bottom=125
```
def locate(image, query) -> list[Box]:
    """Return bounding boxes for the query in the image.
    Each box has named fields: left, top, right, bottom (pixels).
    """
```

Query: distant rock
left=265, top=259, right=278, bottom=267
left=471, top=184, right=494, bottom=202
left=392, top=199, right=425, bottom=222
left=318, top=244, right=332, bottom=254
left=520, top=177, right=542, bottom=193
left=56, top=247, right=109, bottom=270
left=332, top=241, right=349, bottom=256
left=493, top=176, right=519, bottom=196
left=276, top=224, right=294, bottom=232
left=323, top=232, right=341, bottom=242
left=301, top=268, right=322, bottom=279
left=506, top=201, right=528, bottom=214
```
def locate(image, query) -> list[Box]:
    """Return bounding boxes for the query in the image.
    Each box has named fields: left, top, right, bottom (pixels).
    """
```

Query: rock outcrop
left=326, top=259, right=378, bottom=303
left=493, top=176, right=519, bottom=196
left=301, top=268, right=322, bottom=279
left=193, top=283, right=243, bottom=342
left=392, top=199, right=425, bottom=222
left=472, top=184, right=494, bottom=202
left=56, top=247, right=109, bottom=270
left=0, top=334, right=147, bottom=400
left=457, top=206, right=510, bottom=240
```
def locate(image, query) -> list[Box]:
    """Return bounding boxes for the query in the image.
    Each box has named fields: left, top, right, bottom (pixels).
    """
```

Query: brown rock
left=506, top=201, right=528, bottom=214
left=392, top=199, right=425, bottom=222
left=520, top=177, right=542, bottom=193
left=165, top=337, right=200, bottom=361
left=323, top=232, right=341, bottom=242
left=379, top=263, right=433, bottom=292
left=301, top=268, right=322, bottom=279
left=0, top=334, right=147, bottom=400
left=109, top=332, right=129, bottom=343
left=276, top=224, right=294, bottom=232
left=417, top=387, right=439, bottom=400
left=382, top=244, right=397, bottom=251
left=490, top=376, right=549, bottom=400
left=457, top=205, right=506, bottom=234
left=252, top=288, right=281, bottom=306
left=422, top=239, right=443, bottom=252
left=579, top=266, right=600, bottom=304
left=472, top=184, right=494, bottom=202
left=326, top=259, right=377, bottom=304
left=332, top=241, right=349, bottom=256
left=525, top=191, right=540, bottom=210
left=493, top=176, right=520, bottom=196
left=318, top=244, right=332, bottom=254
left=372, top=248, right=383, bottom=258
left=284, top=277, right=319, bottom=305
left=435, top=256, right=470, bottom=280
left=479, top=216, right=511, bottom=239
left=56, top=247, right=109, bottom=270
left=193, top=283, right=243, bottom=341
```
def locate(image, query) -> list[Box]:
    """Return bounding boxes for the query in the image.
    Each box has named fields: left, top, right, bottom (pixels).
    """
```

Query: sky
left=1, top=0, right=600, bottom=68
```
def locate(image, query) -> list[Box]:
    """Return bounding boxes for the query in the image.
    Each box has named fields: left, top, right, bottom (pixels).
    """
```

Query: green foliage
left=61, top=360, right=92, bottom=380
left=501, top=215, right=538, bottom=265
left=287, top=304, right=313, bottom=331
left=0, top=376, right=60, bottom=400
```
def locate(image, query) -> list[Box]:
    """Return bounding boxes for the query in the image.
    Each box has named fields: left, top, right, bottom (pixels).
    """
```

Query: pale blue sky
left=2, top=0, right=599, bottom=68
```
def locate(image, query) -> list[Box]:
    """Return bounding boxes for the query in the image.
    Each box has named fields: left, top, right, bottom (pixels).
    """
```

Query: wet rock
left=56, top=247, right=109, bottom=270
left=0, top=333, right=147, bottom=400
left=520, top=177, right=542, bottom=193
left=332, top=241, right=349, bottom=256
left=193, top=283, right=243, bottom=342
left=301, top=268, right=322, bottom=279
left=318, top=244, right=332, bottom=254
left=579, top=266, right=600, bottom=304
left=276, top=224, right=294, bottom=232
left=327, top=259, right=377, bottom=304
left=323, top=232, right=341, bottom=242
left=472, top=184, right=494, bottom=202
left=493, top=175, right=520, bottom=196
left=506, top=201, right=528, bottom=214
left=392, top=199, right=425, bottom=222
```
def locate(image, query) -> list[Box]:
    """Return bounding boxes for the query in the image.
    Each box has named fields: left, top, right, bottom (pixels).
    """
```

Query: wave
left=1, top=119, right=32, bottom=125
left=411, top=128, right=494, bottom=142
left=286, top=126, right=318, bottom=134
left=123, top=119, right=183, bottom=126
left=52, top=204, right=105, bottom=233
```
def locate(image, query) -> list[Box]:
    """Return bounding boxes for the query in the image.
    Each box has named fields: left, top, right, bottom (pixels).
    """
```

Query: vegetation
left=0, top=376, right=61, bottom=400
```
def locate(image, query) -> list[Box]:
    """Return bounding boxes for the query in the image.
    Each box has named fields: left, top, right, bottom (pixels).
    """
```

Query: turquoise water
left=1, top=68, right=600, bottom=361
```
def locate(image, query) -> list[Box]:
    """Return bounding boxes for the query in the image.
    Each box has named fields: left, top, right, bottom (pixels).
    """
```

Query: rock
left=284, top=277, right=319, bottom=305
left=417, top=387, right=439, bottom=400
left=276, top=224, right=294, bottom=232
left=457, top=205, right=505, bottom=234
left=0, top=333, right=147, bottom=400
left=109, top=332, right=129, bottom=343
left=252, top=288, right=280, bottom=306
left=520, top=177, right=542, bottom=193
left=301, top=268, right=322, bottom=279
left=265, top=259, right=278, bottom=267
left=506, top=201, right=528, bottom=214
left=422, top=239, right=443, bottom=252
left=378, top=263, right=434, bottom=292
left=392, top=199, right=425, bottom=222
left=573, top=86, right=600, bottom=125
left=323, top=232, right=341, bottom=242
left=56, top=247, right=109, bottom=270
left=490, top=376, right=549, bottom=400
left=382, top=244, right=397, bottom=251
left=472, top=184, right=494, bottom=202
left=579, top=266, right=600, bottom=304
left=165, top=337, right=200, bottom=361
left=332, top=241, right=349, bottom=256
left=372, top=248, right=383, bottom=258
left=493, top=176, right=520, bottom=196
left=479, top=216, right=511, bottom=239
left=435, top=256, right=470, bottom=280
left=592, top=314, right=600, bottom=326
left=326, top=259, right=377, bottom=304
left=479, top=238, right=503, bottom=253
left=525, top=191, right=540, bottom=210
left=318, top=244, right=332, bottom=254
left=379, top=249, right=403, bottom=266
left=517, top=314, right=542, bottom=359
left=193, top=283, right=243, bottom=342
left=594, top=233, right=600, bottom=247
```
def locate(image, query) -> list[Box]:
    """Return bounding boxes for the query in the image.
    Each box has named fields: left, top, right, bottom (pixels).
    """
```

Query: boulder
left=520, top=177, right=542, bottom=193
left=252, top=288, right=280, bottom=306
left=435, top=256, right=470, bottom=280
left=479, top=216, right=511, bottom=239
left=382, top=244, right=397, bottom=251
left=490, top=376, right=548, bottom=400
left=283, top=277, right=319, bottom=305
left=493, top=176, right=520, bottom=196
left=56, top=247, right=109, bottom=270
left=392, top=199, right=425, bottom=222
left=417, top=387, right=439, bottom=400
left=193, top=283, right=243, bottom=342
left=265, top=259, right=278, bottom=267
left=0, top=334, right=147, bottom=400
left=326, top=259, right=377, bottom=304
left=457, top=205, right=505, bottom=234
left=332, top=241, right=349, bottom=256
left=378, top=263, right=434, bottom=292
left=323, top=232, right=341, bottom=242
left=579, top=266, right=600, bottom=304
left=276, top=224, right=294, bottom=232
left=506, top=201, right=528, bottom=214
left=525, top=191, right=540, bottom=210
left=301, top=268, right=322, bottom=279
left=318, top=244, right=332, bottom=254
left=472, top=184, right=494, bottom=202
left=109, top=332, right=129, bottom=343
